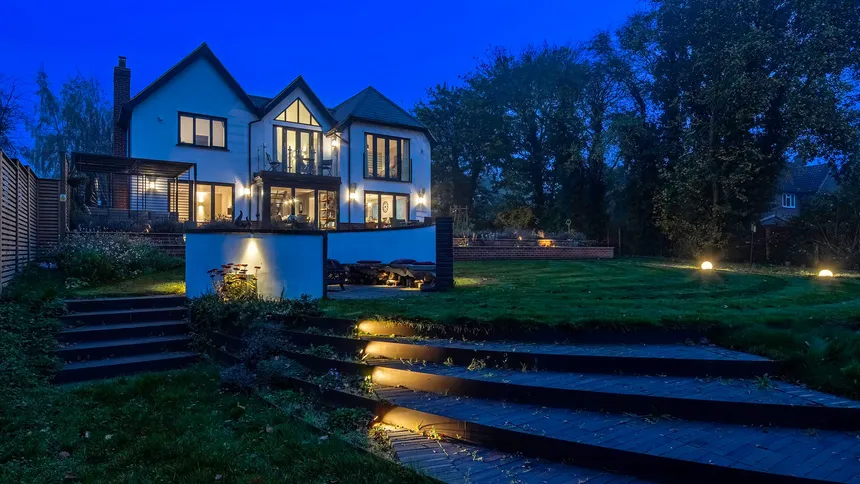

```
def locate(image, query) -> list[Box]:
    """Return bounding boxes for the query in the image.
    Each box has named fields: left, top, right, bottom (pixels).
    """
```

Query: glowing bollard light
left=701, top=261, right=714, bottom=271
left=818, top=269, right=834, bottom=278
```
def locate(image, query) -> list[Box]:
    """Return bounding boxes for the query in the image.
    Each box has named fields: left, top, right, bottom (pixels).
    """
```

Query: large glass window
left=364, top=133, right=411, bottom=181
left=179, top=113, right=227, bottom=148
left=274, top=126, right=319, bottom=174
left=193, top=182, right=234, bottom=223
left=274, top=99, right=320, bottom=127
left=364, top=191, right=410, bottom=228
left=269, top=186, right=337, bottom=230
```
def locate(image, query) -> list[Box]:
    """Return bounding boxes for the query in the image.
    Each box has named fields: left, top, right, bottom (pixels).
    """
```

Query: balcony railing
left=263, top=148, right=338, bottom=177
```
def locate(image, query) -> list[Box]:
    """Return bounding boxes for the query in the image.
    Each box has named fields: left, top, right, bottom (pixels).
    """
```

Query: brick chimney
left=113, top=56, right=131, bottom=156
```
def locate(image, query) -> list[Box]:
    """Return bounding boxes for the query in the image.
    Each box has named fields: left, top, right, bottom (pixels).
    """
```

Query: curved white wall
left=186, top=232, right=324, bottom=299
left=328, top=226, right=436, bottom=264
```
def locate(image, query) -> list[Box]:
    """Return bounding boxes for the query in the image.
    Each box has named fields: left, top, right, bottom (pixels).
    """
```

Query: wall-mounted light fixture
left=417, top=188, right=426, bottom=206
left=331, top=137, right=339, bottom=150
left=243, top=187, right=251, bottom=197
left=147, top=180, right=157, bottom=190
left=349, top=183, right=358, bottom=201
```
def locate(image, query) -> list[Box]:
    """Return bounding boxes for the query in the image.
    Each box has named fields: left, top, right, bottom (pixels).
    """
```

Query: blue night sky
left=3, top=0, right=643, bottom=114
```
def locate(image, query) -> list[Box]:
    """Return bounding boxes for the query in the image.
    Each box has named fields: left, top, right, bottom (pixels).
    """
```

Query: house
left=108, top=43, right=433, bottom=230
left=760, top=163, right=836, bottom=226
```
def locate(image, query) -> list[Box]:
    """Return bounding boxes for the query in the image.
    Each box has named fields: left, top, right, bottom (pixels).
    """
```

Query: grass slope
left=1, top=366, right=428, bottom=484
left=69, top=267, right=185, bottom=298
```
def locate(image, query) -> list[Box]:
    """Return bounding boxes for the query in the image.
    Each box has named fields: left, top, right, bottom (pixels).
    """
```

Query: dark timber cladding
left=435, top=216, right=454, bottom=290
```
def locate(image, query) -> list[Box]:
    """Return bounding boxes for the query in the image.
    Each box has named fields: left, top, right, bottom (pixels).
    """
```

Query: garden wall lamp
left=417, top=188, right=426, bottom=206
left=349, top=183, right=358, bottom=201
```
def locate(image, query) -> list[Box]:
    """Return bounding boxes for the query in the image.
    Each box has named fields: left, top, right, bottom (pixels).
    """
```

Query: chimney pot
left=118, top=56, right=127, bottom=68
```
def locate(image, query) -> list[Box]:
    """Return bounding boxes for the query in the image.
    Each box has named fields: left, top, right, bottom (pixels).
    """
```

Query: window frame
left=782, top=193, right=796, bottom=209
left=268, top=185, right=338, bottom=230
left=364, top=132, right=411, bottom=182
left=184, top=181, right=235, bottom=223
left=178, top=112, right=228, bottom=150
left=274, top=99, right=321, bottom=127
left=363, top=190, right=411, bottom=229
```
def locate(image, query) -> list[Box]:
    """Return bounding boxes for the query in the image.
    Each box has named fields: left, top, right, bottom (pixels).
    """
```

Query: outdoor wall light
left=331, top=137, right=339, bottom=150
left=819, top=269, right=834, bottom=277
left=147, top=180, right=157, bottom=190
left=417, top=188, right=426, bottom=205
left=349, top=183, right=358, bottom=201
left=701, top=261, right=714, bottom=270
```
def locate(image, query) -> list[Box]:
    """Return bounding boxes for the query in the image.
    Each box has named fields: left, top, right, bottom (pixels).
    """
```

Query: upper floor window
left=782, top=193, right=796, bottom=208
left=179, top=113, right=226, bottom=149
left=274, top=99, right=320, bottom=127
left=365, top=133, right=411, bottom=182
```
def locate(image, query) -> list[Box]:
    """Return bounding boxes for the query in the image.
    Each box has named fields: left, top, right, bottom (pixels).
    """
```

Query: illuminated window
left=364, top=133, right=410, bottom=182
left=782, top=193, right=796, bottom=208
left=364, top=191, right=410, bottom=228
left=274, top=99, right=320, bottom=127
left=190, top=182, right=234, bottom=223
left=179, top=113, right=227, bottom=148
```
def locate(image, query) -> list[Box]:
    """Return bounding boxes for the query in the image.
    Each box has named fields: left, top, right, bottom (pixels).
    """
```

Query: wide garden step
left=372, top=360, right=860, bottom=429
left=60, top=307, right=187, bottom=326
left=285, top=331, right=779, bottom=378
left=57, top=321, right=189, bottom=343
left=64, top=295, right=186, bottom=313
left=373, top=384, right=860, bottom=483
left=55, top=351, right=198, bottom=384
left=57, top=335, right=191, bottom=362
left=384, top=424, right=653, bottom=483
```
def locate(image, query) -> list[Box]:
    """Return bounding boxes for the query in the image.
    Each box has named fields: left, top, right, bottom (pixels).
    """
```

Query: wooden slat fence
left=0, top=151, right=63, bottom=292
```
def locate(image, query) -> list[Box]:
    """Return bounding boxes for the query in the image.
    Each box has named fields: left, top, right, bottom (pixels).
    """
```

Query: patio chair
left=325, top=259, right=347, bottom=290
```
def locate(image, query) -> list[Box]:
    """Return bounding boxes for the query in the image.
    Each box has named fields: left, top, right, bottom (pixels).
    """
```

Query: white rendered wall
left=343, top=121, right=432, bottom=225
left=186, top=232, right=324, bottom=299
left=328, top=225, right=436, bottom=264
left=129, top=56, right=258, bottom=217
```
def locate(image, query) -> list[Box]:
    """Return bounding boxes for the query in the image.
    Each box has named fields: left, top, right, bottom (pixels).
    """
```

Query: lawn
left=324, top=259, right=860, bottom=397
left=0, top=366, right=428, bottom=484
left=324, top=259, right=860, bottom=329
left=69, top=267, right=185, bottom=298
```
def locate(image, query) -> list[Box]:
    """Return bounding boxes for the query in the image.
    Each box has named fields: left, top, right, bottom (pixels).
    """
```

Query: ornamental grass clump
left=53, top=233, right=182, bottom=285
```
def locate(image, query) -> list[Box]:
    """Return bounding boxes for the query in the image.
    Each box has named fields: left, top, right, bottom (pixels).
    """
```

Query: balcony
left=262, top=148, right=338, bottom=178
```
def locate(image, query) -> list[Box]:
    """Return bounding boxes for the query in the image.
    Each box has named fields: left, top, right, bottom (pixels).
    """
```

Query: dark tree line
left=416, top=0, right=860, bottom=258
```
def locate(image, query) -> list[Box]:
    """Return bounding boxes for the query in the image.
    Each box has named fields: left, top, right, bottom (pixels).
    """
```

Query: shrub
left=257, top=357, right=307, bottom=387
left=188, top=294, right=323, bottom=340
left=209, top=263, right=260, bottom=301
left=219, top=365, right=256, bottom=392
left=53, top=233, right=182, bottom=284
left=241, top=323, right=293, bottom=366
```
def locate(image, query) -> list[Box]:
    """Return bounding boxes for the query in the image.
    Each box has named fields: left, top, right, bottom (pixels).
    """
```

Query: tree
left=25, top=69, right=111, bottom=178
left=0, top=74, right=27, bottom=158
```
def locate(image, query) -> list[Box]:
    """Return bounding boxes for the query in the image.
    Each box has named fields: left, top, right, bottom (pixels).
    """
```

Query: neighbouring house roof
left=119, top=44, right=431, bottom=139
left=329, top=86, right=435, bottom=142
left=119, top=43, right=259, bottom=125
left=780, top=164, right=834, bottom=194
left=259, top=76, right=336, bottom=127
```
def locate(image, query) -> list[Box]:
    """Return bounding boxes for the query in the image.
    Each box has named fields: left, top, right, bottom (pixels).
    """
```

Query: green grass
left=0, top=365, right=429, bottom=484
left=323, top=259, right=860, bottom=397
left=69, top=267, right=186, bottom=298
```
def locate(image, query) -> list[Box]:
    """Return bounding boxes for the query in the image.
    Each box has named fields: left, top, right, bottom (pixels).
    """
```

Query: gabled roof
left=259, top=76, right=336, bottom=127
left=330, top=86, right=435, bottom=142
left=248, top=95, right=271, bottom=110
left=119, top=43, right=258, bottom=125
left=780, top=164, right=834, bottom=194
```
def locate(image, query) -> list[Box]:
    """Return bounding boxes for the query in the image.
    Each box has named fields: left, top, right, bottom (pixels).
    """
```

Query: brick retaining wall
left=454, top=246, right=614, bottom=261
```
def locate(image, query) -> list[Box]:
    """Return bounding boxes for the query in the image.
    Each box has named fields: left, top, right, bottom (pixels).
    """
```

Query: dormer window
left=274, top=99, right=320, bottom=127
left=782, top=193, right=796, bottom=208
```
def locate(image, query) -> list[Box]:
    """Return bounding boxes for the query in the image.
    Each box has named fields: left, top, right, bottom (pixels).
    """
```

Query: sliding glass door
left=269, top=185, right=337, bottom=230
left=364, top=191, right=410, bottom=228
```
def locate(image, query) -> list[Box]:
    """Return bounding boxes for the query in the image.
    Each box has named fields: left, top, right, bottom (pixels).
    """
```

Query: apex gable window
left=179, top=113, right=227, bottom=149
left=274, top=99, right=320, bottom=127
left=364, top=133, right=411, bottom=182
left=782, top=193, right=796, bottom=208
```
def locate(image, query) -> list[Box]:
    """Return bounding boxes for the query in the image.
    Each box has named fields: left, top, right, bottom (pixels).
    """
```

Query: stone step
left=285, top=331, right=779, bottom=378
left=57, top=335, right=192, bottom=363
left=383, top=425, right=654, bottom=483
left=373, top=384, right=860, bottom=483
left=64, top=295, right=186, bottom=313
left=60, top=307, right=187, bottom=326
left=372, top=360, right=860, bottom=430
left=54, top=352, right=198, bottom=384
left=57, top=321, right=189, bottom=343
